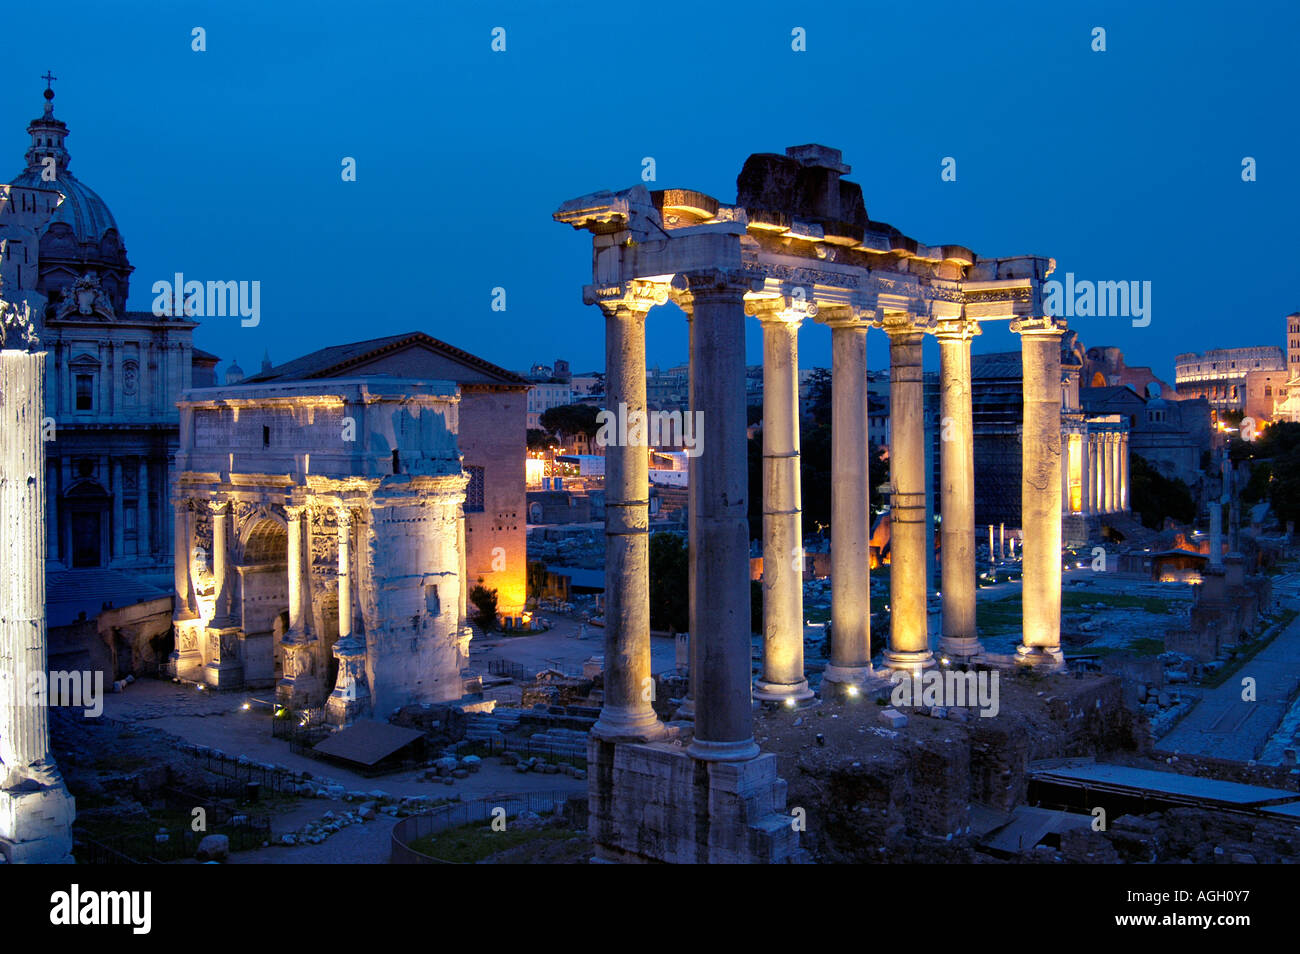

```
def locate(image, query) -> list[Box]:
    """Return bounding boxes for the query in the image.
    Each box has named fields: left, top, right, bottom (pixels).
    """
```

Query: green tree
left=526, top=428, right=552, bottom=450
left=539, top=403, right=602, bottom=441
left=1129, top=453, right=1196, bottom=529
left=648, top=532, right=689, bottom=633
left=469, top=584, right=498, bottom=630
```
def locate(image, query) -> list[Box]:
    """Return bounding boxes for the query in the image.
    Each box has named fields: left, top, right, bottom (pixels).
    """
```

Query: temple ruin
left=555, top=144, right=1066, bottom=863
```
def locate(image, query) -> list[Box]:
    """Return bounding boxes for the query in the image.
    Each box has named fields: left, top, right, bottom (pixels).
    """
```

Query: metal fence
left=390, top=790, right=576, bottom=864
left=177, top=741, right=301, bottom=796
left=73, top=813, right=273, bottom=864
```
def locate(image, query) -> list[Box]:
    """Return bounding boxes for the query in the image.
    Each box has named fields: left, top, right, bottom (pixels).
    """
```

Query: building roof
left=971, top=352, right=1023, bottom=380
left=244, top=331, right=528, bottom=387
left=311, top=720, right=426, bottom=767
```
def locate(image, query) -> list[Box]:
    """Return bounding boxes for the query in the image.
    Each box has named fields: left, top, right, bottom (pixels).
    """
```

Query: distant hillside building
left=1174, top=345, right=1285, bottom=416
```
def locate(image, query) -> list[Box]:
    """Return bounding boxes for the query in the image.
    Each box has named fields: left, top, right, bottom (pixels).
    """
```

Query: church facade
left=7, top=83, right=216, bottom=576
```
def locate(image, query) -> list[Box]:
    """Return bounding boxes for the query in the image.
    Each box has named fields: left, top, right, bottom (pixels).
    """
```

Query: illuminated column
left=173, top=498, right=194, bottom=617
left=823, top=315, right=873, bottom=688
left=883, top=317, right=932, bottom=672
left=936, top=318, right=980, bottom=661
left=1121, top=434, right=1130, bottom=511
left=1108, top=433, right=1119, bottom=513
left=1015, top=319, right=1066, bottom=667
left=278, top=504, right=320, bottom=707
left=588, top=283, right=663, bottom=742
left=337, top=507, right=352, bottom=639
left=0, top=347, right=75, bottom=863
left=1000, top=523, right=1006, bottom=560
left=137, top=459, right=151, bottom=560
left=680, top=269, right=760, bottom=760
left=751, top=299, right=812, bottom=703
left=1085, top=434, right=1096, bottom=515
left=209, top=500, right=233, bottom=625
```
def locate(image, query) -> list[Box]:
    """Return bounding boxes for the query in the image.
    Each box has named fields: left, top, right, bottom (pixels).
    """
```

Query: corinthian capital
left=583, top=279, right=670, bottom=316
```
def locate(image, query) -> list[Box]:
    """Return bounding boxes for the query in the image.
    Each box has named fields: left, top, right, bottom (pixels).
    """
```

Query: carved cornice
left=1010, top=316, right=1068, bottom=336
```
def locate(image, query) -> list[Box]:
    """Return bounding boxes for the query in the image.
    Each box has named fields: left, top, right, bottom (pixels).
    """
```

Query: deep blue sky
left=6, top=1, right=1297, bottom=382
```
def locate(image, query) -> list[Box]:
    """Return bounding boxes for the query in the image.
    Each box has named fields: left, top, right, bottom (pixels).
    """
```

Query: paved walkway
left=1159, top=612, right=1300, bottom=761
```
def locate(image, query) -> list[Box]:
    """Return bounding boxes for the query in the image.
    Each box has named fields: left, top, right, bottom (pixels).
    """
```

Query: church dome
left=9, top=81, right=132, bottom=315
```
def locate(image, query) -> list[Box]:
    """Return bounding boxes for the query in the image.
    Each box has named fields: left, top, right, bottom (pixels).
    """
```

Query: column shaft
left=138, top=459, right=150, bottom=560
left=937, top=325, right=979, bottom=660
left=825, top=323, right=872, bottom=684
left=111, top=460, right=124, bottom=561
left=594, top=301, right=661, bottom=740
left=287, top=507, right=305, bottom=634
left=1016, top=323, right=1064, bottom=666
left=884, top=326, right=932, bottom=670
left=686, top=274, right=758, bottom=760
left=755, top=314, right=810, bottom=701
left=210, top=502, right=232, bottom=624
left=337, top=510, right=352, bottom=639
left=1121, top=435, right=1130, bottom=510
left=173, top=500, right=193, bottom=616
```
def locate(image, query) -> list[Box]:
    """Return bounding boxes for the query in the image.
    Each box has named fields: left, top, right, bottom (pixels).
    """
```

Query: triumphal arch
left=170, top=378, right=472, bottom=724
left=555, top=144, right=1065, bottom=864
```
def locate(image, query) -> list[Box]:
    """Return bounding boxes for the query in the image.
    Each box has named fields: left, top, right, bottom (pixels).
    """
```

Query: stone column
left=325, top=635, right=370, bottom=725
left=1014, top=318, right=1066, bottom=668
left=111, top=460, right=124, bottom=562
left=1121, top=434, right=1130, bottom=511
left=204, top=499, right=242, bottom=688
left=1209, top=493, right=1224, bottom=569
left=279, top=505, right=321, bottom=708
left=210, top=501, right=233, bottom=624
left=173, top=499, right=194, bottom=617
left=823, top=317, right=873, bottom=687
left=588, top=284, right=663, bottom=741
left=936, top=318, right=980, bottom=661
left=883, top=318, right=932, bottom=672
left=337, top=507, right=352, bottom=639
left=0, top=348, right=75, bottom=863
left=137, top=459, right=150, bottom=561
left=680, top=269, right=760, bottom=761
left=751, top=300, right=812, bottom=704
left=1085, top=434, right=1096, bottom=515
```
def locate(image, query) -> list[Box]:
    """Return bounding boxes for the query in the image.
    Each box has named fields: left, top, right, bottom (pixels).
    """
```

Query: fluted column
left=286, top=506, right=306, bottom=636
left=1085, top=434, right=1096, bottom=515
left=1120, top=434, right=1130, bottom=511
left=1014, top=318, right=1066, bottom=668
left=137, top=459, right=150, bottom=561
left=111, top=460, right=124, bottom=562
left=678, top=269, right=760, bottom=761
left=0, top=348, right=75, bottom=863
left=823, top=316, right=873, bottom=687
left=883, top=317, right=932, bottom=672
left=587, top=283, right=664, bottom=742
left=337, top=507, right=352, bottom=639
left=936, top=318, right=980, bottom=661
left=751, top=299, right=812, bottom=703
left=278, top=504, right=321, bottom=707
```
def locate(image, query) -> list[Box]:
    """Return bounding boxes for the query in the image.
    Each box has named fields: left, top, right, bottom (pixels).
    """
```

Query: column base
left=938, top=637, right=983, bottom=663
left=325, top=692, right=370, bottom=726
left=204, top=624, right=245, bottom=691
left=672, top=698, right=695, bottom=722
left=1015, top=644, right=1065, bottom=670
left=687, top=736, right=761, bottom=762
left=821, top=663, right=874, bottom=687
left=0, top=776, right=76, bottom=864
left=592, top=705, right=667, bottom=743
left=753, top=678, right=815, bottom=706
left=883, top=649, right=935, bottom=673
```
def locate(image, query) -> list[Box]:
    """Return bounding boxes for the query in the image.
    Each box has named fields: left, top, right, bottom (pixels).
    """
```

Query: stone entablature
left=171, top=379, right=471, bottom=722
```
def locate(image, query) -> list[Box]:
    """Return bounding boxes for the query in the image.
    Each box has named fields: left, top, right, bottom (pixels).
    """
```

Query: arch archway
left=234, top=515, right=289, bottom=689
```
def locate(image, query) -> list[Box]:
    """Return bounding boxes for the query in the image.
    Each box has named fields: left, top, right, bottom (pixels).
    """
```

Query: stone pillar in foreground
left=278, top=504, right=320, bottom=707
left=588, top=284, right=664, bottom=742
left=823, top=316, right=873, bottom=688
left=1014, top=318, right=1066, bottom=668
left=883, top=317, right=932, bottom=672
left=936, top=318, right=980, bottom=661
left=751, top=299, right=812, bottom=704
left=0, top=346, right=75, bottom=863
left=681, top=269, right=759, bottom=760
